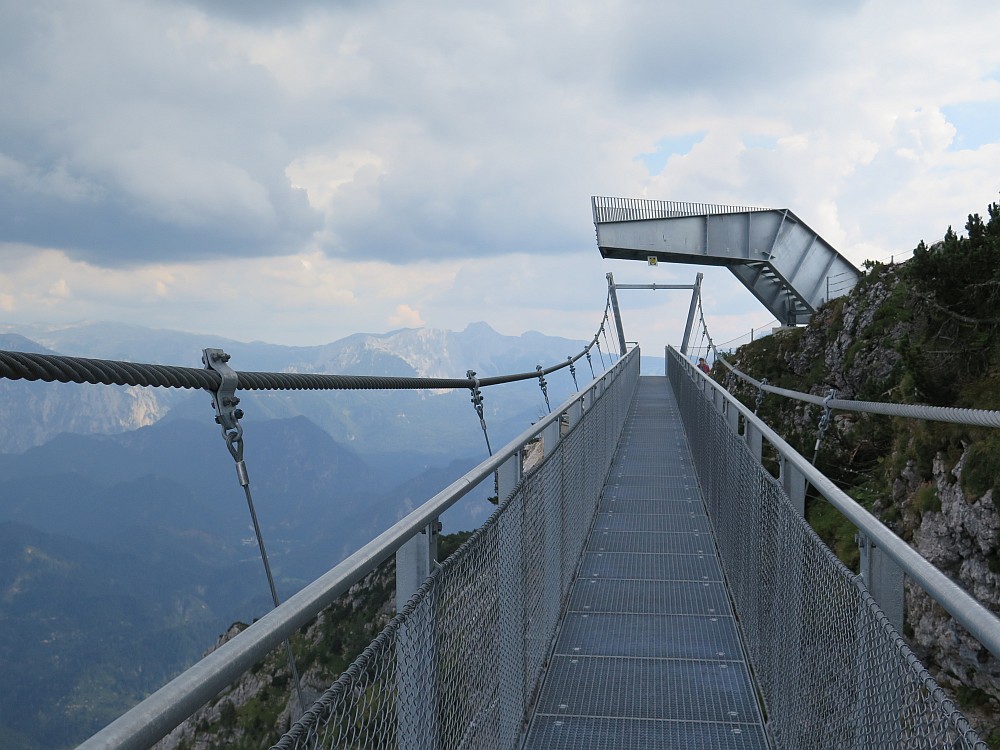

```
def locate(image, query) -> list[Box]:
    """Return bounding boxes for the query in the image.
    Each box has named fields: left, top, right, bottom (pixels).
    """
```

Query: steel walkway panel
left=556, top=612, right=744, bottom=659
left=590, top=530, right=715, bottom=554
left=533, top=655, right=762, bottom=721
left=595, top=510, right=707, bottom=528
left=569, top=579, right=732, bottom=616
left=579, top=551, right=724, bottom=581
left=523, top=376, right=770, bottom=749
left=602, top=484, right=704, bottom=506
left=523, top=716, right=769, bottom=750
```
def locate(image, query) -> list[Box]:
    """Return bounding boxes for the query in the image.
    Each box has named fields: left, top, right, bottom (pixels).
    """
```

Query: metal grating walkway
left=522, top=377, right=771, bottom=749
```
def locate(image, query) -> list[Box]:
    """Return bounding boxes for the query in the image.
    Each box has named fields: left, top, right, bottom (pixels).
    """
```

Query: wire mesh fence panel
left=668, top=352, right=986, bottom=750
left=271, top=355, right=639, bottom=750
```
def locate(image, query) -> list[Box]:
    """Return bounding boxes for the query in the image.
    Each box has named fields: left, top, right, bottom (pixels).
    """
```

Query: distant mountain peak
left=0, top=333, right=57, bottom=355
left=461, top=321, right=499, bottom=336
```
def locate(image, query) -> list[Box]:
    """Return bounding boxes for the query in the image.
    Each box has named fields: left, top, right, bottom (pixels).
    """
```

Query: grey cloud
left=2, top=155, right=319, bottom=266
left=161, top=0, right=363, bottom=25
left=0, top=0, right=874, bottom=271
left=526, top=1, right=863, bottom=109
left=1, top=1, right=323, bottom=267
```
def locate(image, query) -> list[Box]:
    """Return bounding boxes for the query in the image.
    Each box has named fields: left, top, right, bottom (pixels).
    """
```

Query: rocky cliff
left=154, top=561, right=397, bottom=750
left=723, top=203, right=1000, bottom=743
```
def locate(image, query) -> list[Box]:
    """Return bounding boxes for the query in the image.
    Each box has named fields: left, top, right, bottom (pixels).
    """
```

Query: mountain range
left=0, top=320, right=600, bottom=749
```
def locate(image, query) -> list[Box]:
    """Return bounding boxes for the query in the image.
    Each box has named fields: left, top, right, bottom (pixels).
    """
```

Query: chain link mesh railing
left=271, top=351, right=639, bottom=750
left=668, top=350, right=986, bottom=749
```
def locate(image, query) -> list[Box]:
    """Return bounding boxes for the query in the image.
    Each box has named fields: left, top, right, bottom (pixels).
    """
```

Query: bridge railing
left=668, top=346, right=992, bottom=749
left=78, top=348, right=639, bottom=750
left=269, top=348, right=638, bottom=750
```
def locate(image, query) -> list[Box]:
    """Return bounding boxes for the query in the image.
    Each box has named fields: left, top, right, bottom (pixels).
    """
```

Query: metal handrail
left=76, top=350, right=639, bottom=750
left=669, top=346, right=1000, bottom=659
left=716, top=355, right=1000, bottom=429
left=591, top=195, right=771, bottom=223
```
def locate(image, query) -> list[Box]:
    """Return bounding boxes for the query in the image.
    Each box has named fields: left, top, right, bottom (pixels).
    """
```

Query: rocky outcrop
left=909, top=450, right=1000, bottom=713
left=154, top=565, right=396, bottom=750
left=727, top=261, right=1000, bottom=738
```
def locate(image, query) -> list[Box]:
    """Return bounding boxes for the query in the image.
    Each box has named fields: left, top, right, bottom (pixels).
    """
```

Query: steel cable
left=687, top=298, right=1000, bottom=430
left=716, top=356, right=1000, bottom=429
left=0, top=306, right=608, bottom=395
left=0, top=350, right=217, bottom=389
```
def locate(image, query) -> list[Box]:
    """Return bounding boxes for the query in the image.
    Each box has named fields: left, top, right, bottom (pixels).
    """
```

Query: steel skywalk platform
left=592, top=196, right=861, bottom=325
left=523, top=377, right=769, bottom=748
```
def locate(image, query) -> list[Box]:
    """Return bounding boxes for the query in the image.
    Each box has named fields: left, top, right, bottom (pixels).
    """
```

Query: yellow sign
left=647, top=256, right=658, bottom=266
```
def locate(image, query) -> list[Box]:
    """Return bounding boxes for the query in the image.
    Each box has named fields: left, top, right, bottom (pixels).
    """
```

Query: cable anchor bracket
left=812, top=388, right=837, bottom=465
left=536, top=365, right=551, bottom=413
left=754, top=378, right=768, bottom=415
left=568, top=356, right=579, bottom=391
left=467, top=370, right=493, bottom=456
left=203, top=348, right=248, bottom=485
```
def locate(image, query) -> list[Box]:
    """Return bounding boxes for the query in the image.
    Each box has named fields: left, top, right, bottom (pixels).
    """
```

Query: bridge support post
left=724, top=399, right=740, bottom=435
left=780, top=458, right=807, bottom=516
left=745, top=422, right=763, bottom=462
left=853, top=534, right=905, bottom=748
left=395, top=521, right=440, bottom=750
left=396, top=521, right=439, bottom=609
left=497, top=451, right=526, bottom=747
left=712, top=384, right=726, bottom=415
left=567, top=395, right=585, bottom=431
left=606, top=273, right=628, bottom=356
left=498, top=450, right=523, bottom=503
left=680, top=272, right=703, bottom=355
left=541, top=414, right=561, bottom=458
left=858, top=533, right=905, bottom=633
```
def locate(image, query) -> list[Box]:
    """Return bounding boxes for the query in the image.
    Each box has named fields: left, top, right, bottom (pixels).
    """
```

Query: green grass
left=805, top=496, right=860, bottom=571
left=962, top=435, right=1000, bottom=498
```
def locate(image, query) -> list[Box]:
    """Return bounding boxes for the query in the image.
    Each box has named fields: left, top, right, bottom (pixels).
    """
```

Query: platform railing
left=77, top=349, right=639, bottom=750
left=591, top=195, right=770, bottom=223
left=668, top=346, right=991, bottom=749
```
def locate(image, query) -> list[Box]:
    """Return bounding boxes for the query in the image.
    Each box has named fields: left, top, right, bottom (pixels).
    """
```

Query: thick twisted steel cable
left=0, top=350, right=597, bottom=392
left=0, top=313, right=606, bottom=393
left=0, top=350, right=217, bottom=389
left=716, top=355, right=1000, bottom=429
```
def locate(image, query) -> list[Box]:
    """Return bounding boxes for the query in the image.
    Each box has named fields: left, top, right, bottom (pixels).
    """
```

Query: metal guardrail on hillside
left=669, top=347, right=993, bottom=749
left=77, top=349, right=640, bottom=750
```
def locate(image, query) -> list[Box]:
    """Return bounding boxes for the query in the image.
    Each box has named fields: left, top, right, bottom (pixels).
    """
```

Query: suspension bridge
left=1, top=198, right=998, bottom=749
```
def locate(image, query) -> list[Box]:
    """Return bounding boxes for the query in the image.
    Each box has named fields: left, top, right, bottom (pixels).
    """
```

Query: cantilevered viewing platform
left=592, top=196, right=860, bottom=325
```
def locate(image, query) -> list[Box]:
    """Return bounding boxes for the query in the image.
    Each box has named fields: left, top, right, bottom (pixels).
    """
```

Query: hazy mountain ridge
left=0, top=321, right=588, bottom=455
left=0, top=520, right=232, bottom=748
left=0, top=414, right=492, bottom=749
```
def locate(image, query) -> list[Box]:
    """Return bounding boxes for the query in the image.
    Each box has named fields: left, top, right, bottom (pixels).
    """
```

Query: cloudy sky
left=2, top=0, right=999, bottom=358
